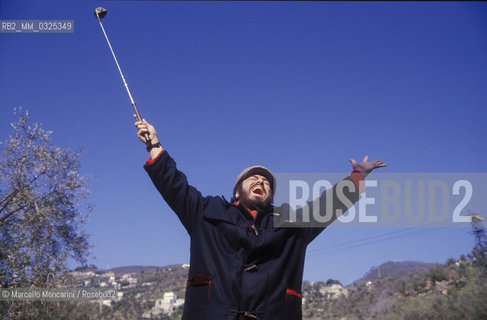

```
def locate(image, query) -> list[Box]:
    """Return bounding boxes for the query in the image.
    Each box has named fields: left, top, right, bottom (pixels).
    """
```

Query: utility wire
left=308, top=221, right=445, bottom=254
left=307, top=228, right=445, bottom=259
left=306, top=222, right=452, bottom=259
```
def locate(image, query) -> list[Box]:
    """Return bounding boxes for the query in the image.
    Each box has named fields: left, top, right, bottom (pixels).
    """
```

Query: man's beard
left=239, top=189, right=272, bottom=210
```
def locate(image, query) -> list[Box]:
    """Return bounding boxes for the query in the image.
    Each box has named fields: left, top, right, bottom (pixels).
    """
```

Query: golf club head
left=94, top=7, right=107, bottom=20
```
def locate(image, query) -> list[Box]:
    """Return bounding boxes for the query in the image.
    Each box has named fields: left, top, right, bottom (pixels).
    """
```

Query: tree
left=326, top=279, right=342, bottom=286
left=446, top=257, right=457, bottom=267
left=0, top=109, right=91, bottom=317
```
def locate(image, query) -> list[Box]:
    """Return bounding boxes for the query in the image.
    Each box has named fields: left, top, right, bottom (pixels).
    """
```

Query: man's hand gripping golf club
left=134, top=117, right=163, bottom=158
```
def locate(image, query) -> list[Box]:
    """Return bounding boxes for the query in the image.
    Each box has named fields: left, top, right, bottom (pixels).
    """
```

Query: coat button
left=243, top=311, right=257, bottom=319
left=249, top=224, right=259, bottom=236
left=243, top=264, right=258, bottom=272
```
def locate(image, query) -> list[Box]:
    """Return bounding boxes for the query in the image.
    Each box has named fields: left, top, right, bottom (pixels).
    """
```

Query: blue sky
left=1, top=1, right=486, bottom=284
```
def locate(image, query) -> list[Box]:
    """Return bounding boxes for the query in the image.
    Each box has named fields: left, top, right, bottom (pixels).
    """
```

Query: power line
left=306, top=223, right=450, bottom=259
left=308, top=220, right=446, bottom=254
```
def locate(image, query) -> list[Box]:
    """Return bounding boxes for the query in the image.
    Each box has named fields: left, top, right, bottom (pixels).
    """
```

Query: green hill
left=302, top=259, right=487, bottom=320
left=359, top=261, right=436, bottom=282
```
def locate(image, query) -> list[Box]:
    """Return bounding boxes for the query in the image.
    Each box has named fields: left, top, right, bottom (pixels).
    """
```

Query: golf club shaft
left=96, top=14, right=151, bottom=144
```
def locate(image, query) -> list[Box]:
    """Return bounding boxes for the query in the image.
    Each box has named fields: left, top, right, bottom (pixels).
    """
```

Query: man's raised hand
left=134, top=114, right=159, bottom=146
left=349, top=155, right=387, bottom=177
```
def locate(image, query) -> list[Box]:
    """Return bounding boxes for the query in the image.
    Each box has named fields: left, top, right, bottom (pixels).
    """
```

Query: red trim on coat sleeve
left=351, top=170, right=365, bottom=193
left=286, top=288, right=302, bottom=300
left=145, top=149, right=165, bottom=166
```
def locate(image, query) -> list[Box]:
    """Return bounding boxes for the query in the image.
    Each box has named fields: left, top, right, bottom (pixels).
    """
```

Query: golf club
left=94, top=7, right=151, bottom=144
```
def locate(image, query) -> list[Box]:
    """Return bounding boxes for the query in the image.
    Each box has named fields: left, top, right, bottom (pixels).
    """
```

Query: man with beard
left=135, top=118, right=386, bottom=320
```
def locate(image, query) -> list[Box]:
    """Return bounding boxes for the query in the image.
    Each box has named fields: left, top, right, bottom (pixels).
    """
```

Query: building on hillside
left=319, top=284, right=349, bottom=299
left=366, top=281, right=374, bottom=290
left=142, top=291, right=185, bottom=318
left=120, top=273, right=137, bottom=288
left=109, top=275, right=116, bottom=284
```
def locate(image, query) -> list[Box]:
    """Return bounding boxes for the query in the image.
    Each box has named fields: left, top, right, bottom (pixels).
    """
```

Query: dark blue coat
left=145, top=151, right=360, bottom=320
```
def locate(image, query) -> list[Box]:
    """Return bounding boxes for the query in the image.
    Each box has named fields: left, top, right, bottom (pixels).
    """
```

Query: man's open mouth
left=251, top=186, right=264, bottom=196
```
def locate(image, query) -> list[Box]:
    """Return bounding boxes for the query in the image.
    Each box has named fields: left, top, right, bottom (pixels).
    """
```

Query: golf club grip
left=132, top=103, right=151, bottom=144
left=144, top=133, right=151, bottom=144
